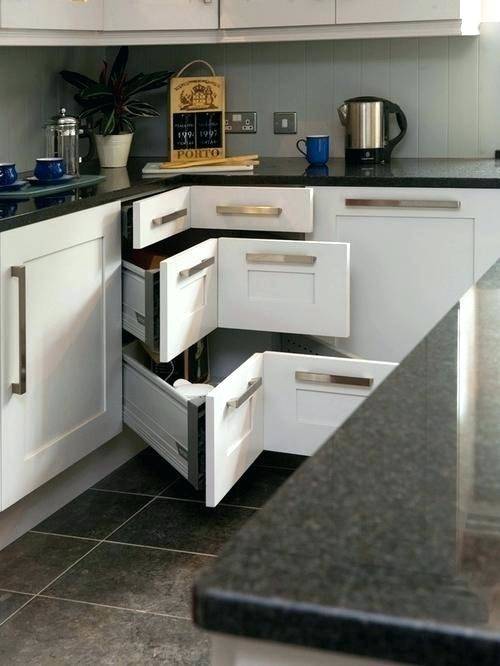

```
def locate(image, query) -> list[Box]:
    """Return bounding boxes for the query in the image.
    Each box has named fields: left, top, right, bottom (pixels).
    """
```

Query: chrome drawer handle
left=246, top=253, right=317, bottom=265
left=179, top=256, right=215, bottom=279
left=152, top=208, right=188, bottom=226
left=216, top=205, right=283, bottom=217
left=295, top=371, right=373, bottom=389
left=345, top=198, right=461, bottom=210
left=11, top=266, right=27, bottom=395
left=227, top=377, right=262, bottom=410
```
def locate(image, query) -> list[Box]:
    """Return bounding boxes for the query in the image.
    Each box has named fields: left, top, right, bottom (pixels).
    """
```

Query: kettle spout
left=337, top=103, right=348, bottom=126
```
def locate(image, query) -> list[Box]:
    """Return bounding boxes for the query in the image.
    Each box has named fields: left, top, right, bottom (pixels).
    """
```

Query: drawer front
left=133, top=186, right=190, bottom=249
left=1, top=0, right=103, bottom=30
left=218, top=238, right=350, bottom=338
left=221, top=0, right=335, bottom=28
left=191, top=186, right=313, bottom=233
left=263, top=352, right=396, bottom=456
left=104, top=0, right=219, bottom=30
left=122, top=261, right=159, bottom=352
left=160, top=239, right=218, bottom=362
left=123, top=342, right=204, bottom=488
left=206, top=353, right=264, bottom=507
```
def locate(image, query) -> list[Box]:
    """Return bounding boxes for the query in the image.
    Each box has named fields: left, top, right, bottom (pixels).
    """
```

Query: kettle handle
left=384, top=100, right=407, bottom=159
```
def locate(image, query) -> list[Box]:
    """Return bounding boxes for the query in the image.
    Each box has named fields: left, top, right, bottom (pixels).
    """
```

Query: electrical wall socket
left=225, top=112, right=257, bottom=134
left=274, top=112, right=297, bottom=134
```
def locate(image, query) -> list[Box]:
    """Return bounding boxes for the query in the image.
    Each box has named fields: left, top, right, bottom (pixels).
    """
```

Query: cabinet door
left=206, top=353, right=264, bottom=507
left=0, top=204, right=122, bottom=510
left=1, top=0, right=103, bottom=30
left=336, top=0, right=461, bottom=24
left=264, top=352, right=395, bottom=456
left=221, top=0, right=335, bottom=28
left=159, top=239, right=218, bottom=362
left=104, top=0, right=218, bottom=31
left=218, top=238, right=350, bottom=338
left=335, top=211, right=473, bottom=362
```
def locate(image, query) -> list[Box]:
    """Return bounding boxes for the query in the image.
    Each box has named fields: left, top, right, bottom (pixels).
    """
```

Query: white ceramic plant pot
left=95, top=132, right=133, bottom=168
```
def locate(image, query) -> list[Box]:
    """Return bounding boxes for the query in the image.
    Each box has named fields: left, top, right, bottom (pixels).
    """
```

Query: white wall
left=124, top=24, right=500, bottom=160
left=0, top=47, right=104, bottom=171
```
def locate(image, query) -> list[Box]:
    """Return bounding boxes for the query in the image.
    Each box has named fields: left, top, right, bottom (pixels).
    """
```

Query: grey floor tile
left=0, top=591, right=32, bottom=623
left=0, top=533, right=96, bottom=594
left=0, top=597, right=209, bottom=665
left=255, top=451, right=306, bottom=470
left=112, top=498, right=255, bottom=555
left=93, top=449, right=180, bottom=495
left=35, top=489, right=150, bottom=540
left=163, top=465, right=294, bottom=509
left=45, top=541, right=212, bottom=617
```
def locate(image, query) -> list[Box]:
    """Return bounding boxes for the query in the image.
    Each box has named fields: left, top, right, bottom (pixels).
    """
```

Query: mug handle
left=296, top=139, right=307, bottom=158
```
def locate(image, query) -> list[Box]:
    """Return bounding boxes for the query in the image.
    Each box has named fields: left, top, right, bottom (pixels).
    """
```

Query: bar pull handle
left=246, top=253, right=317, bottom=265
left=11, top=266, right=27, bottom=395
left=227, top=377, right=262, bottom=410
left=179, top=256, right=215, bottom=279
left=295, top=371, right=373, bottom=389
left=216, top=205, right=283, bottom=217
left=152, top=208, right=188, bottom=226
left=345, top=198, right=461, bottom=210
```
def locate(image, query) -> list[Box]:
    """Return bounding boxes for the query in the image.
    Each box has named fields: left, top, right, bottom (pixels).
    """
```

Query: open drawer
left=131, top=186, right=190, bottom=249
left=123, top=341, right=395, bottom=507
left=190, top=186, right=314, bottom=233
left=123, top=237, right=350, bottom=362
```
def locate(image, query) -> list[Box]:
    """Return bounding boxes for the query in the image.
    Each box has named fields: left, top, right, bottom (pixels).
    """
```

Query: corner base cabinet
left=0, top=203, right=122, bottom=511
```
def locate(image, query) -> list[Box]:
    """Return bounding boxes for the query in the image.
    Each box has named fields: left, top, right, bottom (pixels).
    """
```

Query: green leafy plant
left=60, top=46, right=172, bottom=135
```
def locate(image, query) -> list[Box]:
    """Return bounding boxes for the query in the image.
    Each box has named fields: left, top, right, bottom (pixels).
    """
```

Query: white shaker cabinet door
left=206, top=353, right=264, bottom=507
left=218, top=238, right=350, bottom=338
left=263, top=352, right=396, bottom=456
left=0, top=203, right=122, bottom=510
left=221, top=0, right=335, bottom=28
left=104, top=0, right=218, bottom=31
left=336, top=0, right=463, bottom=24
left=1, top=0, right=104, bottom=30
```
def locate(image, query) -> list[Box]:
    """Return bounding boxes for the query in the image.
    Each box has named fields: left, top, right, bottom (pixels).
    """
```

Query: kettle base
left=345, top=147, right=387, bottom=165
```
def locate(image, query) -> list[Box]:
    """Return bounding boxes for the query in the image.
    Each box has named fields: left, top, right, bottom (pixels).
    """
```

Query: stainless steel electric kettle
left=337, top=96, right=407, bottom=164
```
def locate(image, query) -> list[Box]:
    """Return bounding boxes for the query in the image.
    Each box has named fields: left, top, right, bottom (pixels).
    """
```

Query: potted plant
left=61, top=46, right=172, bottom=168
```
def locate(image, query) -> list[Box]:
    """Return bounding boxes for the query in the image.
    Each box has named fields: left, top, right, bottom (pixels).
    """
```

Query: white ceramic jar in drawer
left=123, top=341, right=395, bottom=507
left=123, top=237, right=350, bottom=362
left=190, top=186, right=314, bottom=233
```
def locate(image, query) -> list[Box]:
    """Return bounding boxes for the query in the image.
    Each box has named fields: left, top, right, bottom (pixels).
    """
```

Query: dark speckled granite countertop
left=194, top=258, right=500, bottom=666
left=2, top=157, right=500, bottom=232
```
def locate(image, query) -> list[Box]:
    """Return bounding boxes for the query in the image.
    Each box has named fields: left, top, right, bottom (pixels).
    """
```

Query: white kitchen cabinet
left=0, top=203, right=122, bottom=510
left=311, top=187, right=475, bottom=363
left=103, top=0, right=218, bottom=31
left=336, top=0, right=480, bottom=26
left=1, top=0, right=104, bottom=30
left=123, top=237, right=350, bottom=362
left=123, top=342, right=395, bottom=507
left=221, top=0, right=335, bottom=28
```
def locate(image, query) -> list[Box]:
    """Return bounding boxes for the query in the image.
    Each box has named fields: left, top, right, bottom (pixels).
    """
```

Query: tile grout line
left=158, top=495, right=260, bottom=511
left=36, top=593, right=191, bottom=622
left=29, top=530, right=101, bottom=542
left=105, top=539, right=218, bottom=559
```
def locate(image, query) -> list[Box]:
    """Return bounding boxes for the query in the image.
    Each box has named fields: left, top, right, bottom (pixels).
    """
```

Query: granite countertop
left=193, top=257, right=500, bottom=666
left=2, top=157, right=500, bottom=233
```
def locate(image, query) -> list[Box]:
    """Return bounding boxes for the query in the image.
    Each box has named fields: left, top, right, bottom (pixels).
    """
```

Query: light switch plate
left=274, top=112, right=297, bottom=134
left=225, top=112, right=257, bottom=134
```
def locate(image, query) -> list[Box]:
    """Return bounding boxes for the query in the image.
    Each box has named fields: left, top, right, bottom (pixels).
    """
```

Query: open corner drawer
left=123, top=236, right=351, bottom=363
left=123, top=340, right=396, bottom=507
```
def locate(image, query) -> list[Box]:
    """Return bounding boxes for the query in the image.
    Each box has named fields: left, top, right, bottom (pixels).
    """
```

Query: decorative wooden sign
left=170, top=60, right=225, bottom=163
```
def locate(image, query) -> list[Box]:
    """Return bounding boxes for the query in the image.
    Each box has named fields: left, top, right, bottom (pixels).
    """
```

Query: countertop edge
left=194, top=584, right=500, bottom=664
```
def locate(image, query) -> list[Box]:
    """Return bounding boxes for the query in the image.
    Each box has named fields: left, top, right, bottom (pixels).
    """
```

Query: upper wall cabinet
left=336, top=0, right=480, bottom=28
left=1, top=0, right=104, bottom=30
left=103, top=0, right=218, bottom=31
left=221, top=0, right=335, bottom=28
